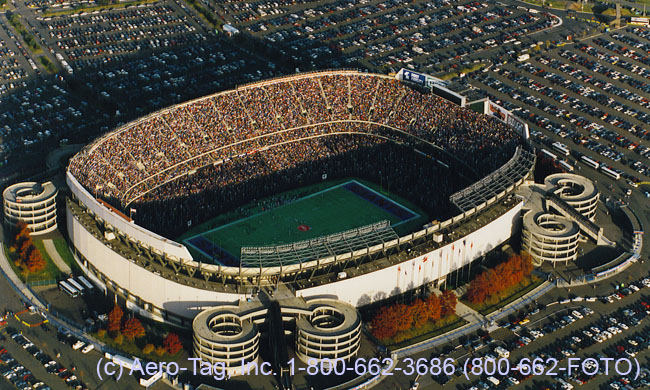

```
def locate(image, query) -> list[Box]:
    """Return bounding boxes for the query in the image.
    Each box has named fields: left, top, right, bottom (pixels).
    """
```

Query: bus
left=67, top=278, right=85, bottom=295
left=77, top=276, right=94, bottom=292
left=541, top=149, right=557, bottom=160
left=601, top=166, right=621, bottom=180
left=581, top=155, right=599, bottom=169
left=552, top=142, right=570, bottom=156
left=59, top=281, right=80, bottom=298
left=559, top=160, right=574, bottom=172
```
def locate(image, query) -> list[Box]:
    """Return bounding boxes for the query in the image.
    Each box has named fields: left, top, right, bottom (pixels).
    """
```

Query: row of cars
left=39, top=2, right=203, bottom=63
left=523, top=295, right=649, bottom=389
left=469, top=34, right=650, bottom=181
left=227, top=0, right=554, bottom=70
left=601, top=325, right=650, bottom=390
left=1, top=346, right=50, bottom=390
left=1, top=329, right=52, bottom=390
left=5, top=327, right=90, bottom=390
left=600, top=278, right=650, bottom=304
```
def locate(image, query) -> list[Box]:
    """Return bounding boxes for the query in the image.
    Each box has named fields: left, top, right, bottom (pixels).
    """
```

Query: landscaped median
left=367, top=290, right=468, bottom=352
left=461, top=252, right=542, bottom=316
left=6, top=12, right=42, bottom=54
left=41, top=0, right=159, bottom=18
left=4, top=222, right=61, bottom=284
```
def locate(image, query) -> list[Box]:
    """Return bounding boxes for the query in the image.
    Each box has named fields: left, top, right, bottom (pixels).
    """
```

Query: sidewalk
left=43, top=239, right=72, bottom=274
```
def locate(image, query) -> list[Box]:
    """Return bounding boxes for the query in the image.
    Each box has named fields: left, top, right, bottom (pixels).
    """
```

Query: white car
left=641, top=278, right=650, bottom=288
left=82, top=344, right=94, bottom=354
left=72, top=340, right=85, bottom=350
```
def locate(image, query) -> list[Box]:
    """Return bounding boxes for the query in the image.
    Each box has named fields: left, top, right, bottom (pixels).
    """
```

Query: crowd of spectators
left=69, top=72, right=520, bottom=236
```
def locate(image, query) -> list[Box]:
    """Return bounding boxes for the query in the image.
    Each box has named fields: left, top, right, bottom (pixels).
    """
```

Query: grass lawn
left=464, top=276, right=545, bottom=316
left=42, top=0, right=158, bottom=17
left=6, top=13, right=42, bottom=54
left=52, top=236, right=80, bottom=272
left=440, top=63, right=486, bottom=80
left=94, top=332, right=179, bottom=362
left=5, top=241, right=62, bottom=284
left=38, top=56, right=57, bottom=73
left=182, top=178, right=427, bottom=264
left=382, top=315, right=468, bottom=351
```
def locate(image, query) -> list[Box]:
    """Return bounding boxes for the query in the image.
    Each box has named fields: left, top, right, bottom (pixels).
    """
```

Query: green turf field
left=184, top=180, right=424, bottom=263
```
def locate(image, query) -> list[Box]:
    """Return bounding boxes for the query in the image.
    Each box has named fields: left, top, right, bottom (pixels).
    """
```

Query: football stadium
left=65, top=70, right=535, bottom=330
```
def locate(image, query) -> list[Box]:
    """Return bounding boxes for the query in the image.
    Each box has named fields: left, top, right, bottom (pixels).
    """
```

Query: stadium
left=65, top=70, right=535, bottom=328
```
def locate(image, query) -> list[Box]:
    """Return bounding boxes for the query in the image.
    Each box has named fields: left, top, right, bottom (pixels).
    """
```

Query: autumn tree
left=163, top=333, right=183, bottom=355
left=25, top=248, right=45, bottom=273
left=122, top=317, right=145, bottom=340
left=440, top=290, right=457, bottom=317
left=142, top=344, right=155, bottom=354
left=107, top=304, right=123, bottom=334
left=426, top=293, right=442, bottom=322
left=465, top=252, right=535, bottom=305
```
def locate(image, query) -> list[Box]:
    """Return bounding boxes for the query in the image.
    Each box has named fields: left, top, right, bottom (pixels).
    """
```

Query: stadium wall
left=67, top=192, right=522, bottom=322
left=298, top=201, right=523, bottom=306
left=67, top=202, right=248, bottom=324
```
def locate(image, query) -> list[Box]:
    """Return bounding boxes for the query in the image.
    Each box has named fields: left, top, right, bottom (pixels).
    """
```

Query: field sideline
left=183, top=179, right=427, bottom=265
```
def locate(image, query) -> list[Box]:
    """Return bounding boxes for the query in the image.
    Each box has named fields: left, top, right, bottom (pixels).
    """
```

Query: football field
left=184, top=180, right=425, bottom=265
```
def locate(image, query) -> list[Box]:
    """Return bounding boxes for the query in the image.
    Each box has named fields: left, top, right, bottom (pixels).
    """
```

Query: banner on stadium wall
left=487, top=100, right=530, bottom=139
left=400, top=70, right=427, bottom=86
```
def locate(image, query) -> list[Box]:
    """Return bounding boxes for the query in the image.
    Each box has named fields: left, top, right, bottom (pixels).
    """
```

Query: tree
left=440, top=290, right=457, bottom=317
left=426, top=293, right=442, bottom=321
left=97, top=329, right=107, bottom=338
left=142, top=344, right=155, bottom=354
left=122, top=317, right=145, bottom=340
left=155, top=346, right=166, bottom=356
left=411, top=299, right=428, bottom=328
left=113, top=333, right=124, bottom=345
left=25, top=248, right=45, bottom=273
left=371, top=305, right=399, bottom=340
left=163, top=333, right=183, bottom=355
left=108, top=305, right=123, bottom=334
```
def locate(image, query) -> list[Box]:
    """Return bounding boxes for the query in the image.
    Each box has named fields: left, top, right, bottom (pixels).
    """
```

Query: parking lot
left=211, top=0, right=556, bottom=71
left=377, top=275, right=650, bottom=390
left=469, top=27, right=650, bottom=187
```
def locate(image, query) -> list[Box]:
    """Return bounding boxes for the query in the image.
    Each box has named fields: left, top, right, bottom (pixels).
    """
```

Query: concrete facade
left=3, top=181, right=58, bottom=235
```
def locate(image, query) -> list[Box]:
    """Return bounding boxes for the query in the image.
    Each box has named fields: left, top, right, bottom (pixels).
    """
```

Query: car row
left=6, top=327, right=89, bottom=390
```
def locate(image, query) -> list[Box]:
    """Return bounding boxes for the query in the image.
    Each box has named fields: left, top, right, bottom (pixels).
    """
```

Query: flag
left=418, top=265, right=421, bottom=271
left=130, top=208, right=137, bottom=214
left=423, top=256, right=428, bottom=263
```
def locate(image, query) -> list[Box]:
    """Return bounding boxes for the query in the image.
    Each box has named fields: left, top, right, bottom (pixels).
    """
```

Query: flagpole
left=467, top=242, right=474, bottom=282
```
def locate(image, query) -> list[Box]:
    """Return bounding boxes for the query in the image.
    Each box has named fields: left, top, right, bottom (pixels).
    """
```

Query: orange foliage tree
left=370, top=290, right=457, bottom=340
left=25, top=248, right=45, bottom=273
left=11, top=221, right=45, bottom=273
left=107, top=304, right=123, bottom=334
left=122, top=317, right=146, bottom=340
left=465, top=253, right=534, bottom=305
left=440, top=290, right=458, bottom=317
left=163, top=333, right=183, bottom=355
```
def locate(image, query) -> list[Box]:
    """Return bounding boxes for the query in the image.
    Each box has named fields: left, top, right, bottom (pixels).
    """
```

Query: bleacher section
left=240, top=221, right=398, bottom=269
left=450, top=146, right=535, bottom=212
